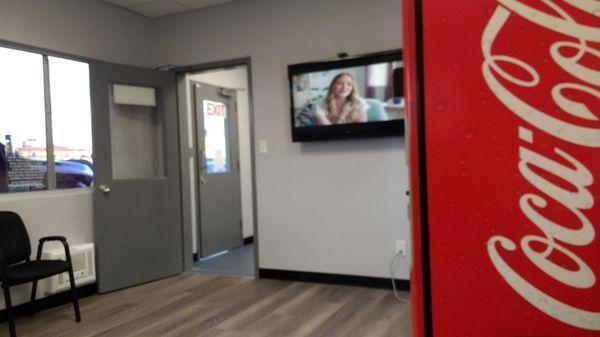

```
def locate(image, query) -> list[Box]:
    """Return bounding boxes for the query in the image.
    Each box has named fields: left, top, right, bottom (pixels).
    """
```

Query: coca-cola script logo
left=482, top=0, right=599, bottom=331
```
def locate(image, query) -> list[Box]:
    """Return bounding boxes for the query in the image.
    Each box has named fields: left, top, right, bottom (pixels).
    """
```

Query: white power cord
left=390, top=252, right=409, bottom=303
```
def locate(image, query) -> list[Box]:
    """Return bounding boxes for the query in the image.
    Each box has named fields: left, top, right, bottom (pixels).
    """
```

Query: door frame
left=173, top=57, right=260, bottom=276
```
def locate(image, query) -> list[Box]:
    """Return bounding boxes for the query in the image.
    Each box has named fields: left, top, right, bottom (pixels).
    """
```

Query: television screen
left=289, top=50, right=404, bottom=142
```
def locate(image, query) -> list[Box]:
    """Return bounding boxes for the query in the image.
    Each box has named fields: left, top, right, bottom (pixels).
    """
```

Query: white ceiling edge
left=102, top=0, right=238, bottom=18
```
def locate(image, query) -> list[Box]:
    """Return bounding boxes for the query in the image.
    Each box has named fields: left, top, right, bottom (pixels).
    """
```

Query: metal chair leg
left=67, top=268, right=81, bottom=322
left=29, top=280, right=38, bottom=317
left=3, top=284, right=17, bottom=337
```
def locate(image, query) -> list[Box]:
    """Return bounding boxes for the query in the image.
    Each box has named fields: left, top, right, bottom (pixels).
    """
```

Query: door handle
left=200, top=176, right=206, bottom=185
left=199, top=149, right=206, bottom=170
left=99, top=184, right=111, bottom=194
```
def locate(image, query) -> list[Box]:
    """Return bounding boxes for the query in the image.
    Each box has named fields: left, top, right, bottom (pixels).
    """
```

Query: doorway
left=177, top=60, right=257, bottom=277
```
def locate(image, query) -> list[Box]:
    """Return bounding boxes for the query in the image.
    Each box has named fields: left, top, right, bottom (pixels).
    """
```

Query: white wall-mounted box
left=41, top=243, right=95, bottom=295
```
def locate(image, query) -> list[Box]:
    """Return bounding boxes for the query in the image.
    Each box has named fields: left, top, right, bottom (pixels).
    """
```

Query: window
left=0, top=46, right=93, bottom=194
left=203, top=100, right=230, bottom=174
left=48, top=57, right=94, bottom=189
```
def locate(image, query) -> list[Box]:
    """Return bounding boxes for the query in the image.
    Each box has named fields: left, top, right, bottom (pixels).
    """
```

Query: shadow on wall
left=299, top=136, right=405, bottom=155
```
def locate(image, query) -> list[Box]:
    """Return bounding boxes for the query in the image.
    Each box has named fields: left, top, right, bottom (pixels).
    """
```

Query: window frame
left=0, top=40, right=93, bottom=194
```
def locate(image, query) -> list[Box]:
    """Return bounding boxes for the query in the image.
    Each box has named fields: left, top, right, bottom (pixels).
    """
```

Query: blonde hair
left=325, top=73, right=364, bottom=123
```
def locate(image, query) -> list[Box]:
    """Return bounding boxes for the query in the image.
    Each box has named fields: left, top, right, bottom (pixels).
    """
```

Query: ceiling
left=102, top=0, right=238, bottom=18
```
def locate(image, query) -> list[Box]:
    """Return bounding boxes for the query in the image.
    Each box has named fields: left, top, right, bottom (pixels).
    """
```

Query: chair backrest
left=0, top=211, right=31, bottom=265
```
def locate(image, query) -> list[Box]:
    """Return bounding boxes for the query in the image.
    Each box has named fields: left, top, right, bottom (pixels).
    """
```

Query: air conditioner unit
left=41, top=243, right=95, bottom=296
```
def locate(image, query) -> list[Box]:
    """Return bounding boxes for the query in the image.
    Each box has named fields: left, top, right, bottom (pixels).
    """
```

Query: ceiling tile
left=174, top=0, right=235, bottom=9
left=103, top=0, right=156, bottom=8
left=129, top=0, right=190, bottom=18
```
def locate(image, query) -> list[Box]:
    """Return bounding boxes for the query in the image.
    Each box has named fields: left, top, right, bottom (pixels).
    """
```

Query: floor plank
left=0, top=274, right=411, bottom=337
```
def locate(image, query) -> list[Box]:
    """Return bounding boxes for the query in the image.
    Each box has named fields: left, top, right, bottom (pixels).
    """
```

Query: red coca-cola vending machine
left=402, top=1, right=600, bottom=337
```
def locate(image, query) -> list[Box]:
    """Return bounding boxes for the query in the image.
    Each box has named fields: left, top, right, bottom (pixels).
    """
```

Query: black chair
left=0, top=211, right=81, bottom=337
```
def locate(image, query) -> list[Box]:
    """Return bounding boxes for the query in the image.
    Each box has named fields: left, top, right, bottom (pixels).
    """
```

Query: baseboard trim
left=259, top=268, right=409, bottom=290
left=243, top=236, right=254, bottom=245
left=0, top=283, right=97, bottom=323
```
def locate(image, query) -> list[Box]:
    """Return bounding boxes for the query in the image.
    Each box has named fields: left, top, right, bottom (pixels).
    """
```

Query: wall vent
left=41, top=243, right=95, bottom=295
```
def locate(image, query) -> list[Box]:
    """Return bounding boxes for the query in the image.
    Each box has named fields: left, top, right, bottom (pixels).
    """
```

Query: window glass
left=0, top=47, right=47, bottom=193
left=48, top=57, right=94, bottom=189
left=110, top=85, right=164, bottom=180
left=203, top=100, right=230, bottom=174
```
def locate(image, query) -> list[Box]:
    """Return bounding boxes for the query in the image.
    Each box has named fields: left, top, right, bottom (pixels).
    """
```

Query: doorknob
left=99, top=184, right=111, bottom=193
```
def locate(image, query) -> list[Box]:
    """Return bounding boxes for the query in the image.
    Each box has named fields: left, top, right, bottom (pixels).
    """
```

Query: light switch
left=259, top=139, right=268, bottom=154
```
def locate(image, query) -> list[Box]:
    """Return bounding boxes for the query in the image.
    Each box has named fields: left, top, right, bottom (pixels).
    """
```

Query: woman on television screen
left=312, top=73, right=368, bottom=125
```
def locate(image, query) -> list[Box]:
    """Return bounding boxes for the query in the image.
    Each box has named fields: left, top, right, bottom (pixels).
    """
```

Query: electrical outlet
left=259, top=139, right=268, bottom=154
left=396, top=240, right=406, bottom=256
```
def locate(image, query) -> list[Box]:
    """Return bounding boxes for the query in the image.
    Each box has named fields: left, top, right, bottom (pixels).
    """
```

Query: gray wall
left=0, top=0, right=152, bottom=66
left=0, top=1, right=409, bottom=312
left=152, top=0, right=410, bottom=279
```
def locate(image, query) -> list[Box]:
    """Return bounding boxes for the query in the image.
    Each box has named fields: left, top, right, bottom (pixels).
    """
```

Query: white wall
left=0, top=189, right=94, bottom=309
left=152, top=0, right=410, bottom=279
left=0, top=0, right=152, bottom=67
left=0, top=0, right=151, bottom=308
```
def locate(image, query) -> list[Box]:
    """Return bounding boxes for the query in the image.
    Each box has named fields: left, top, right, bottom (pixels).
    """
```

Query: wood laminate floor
left=0, top=274, right=411, bottom=337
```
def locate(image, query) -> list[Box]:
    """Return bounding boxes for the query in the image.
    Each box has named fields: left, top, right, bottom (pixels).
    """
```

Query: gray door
left=193, top=82, right=243, bottom=258
left=90, top=60, right=182, bottom=293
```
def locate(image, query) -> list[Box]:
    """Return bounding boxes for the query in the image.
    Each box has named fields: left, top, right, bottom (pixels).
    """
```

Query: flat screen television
left=289, top=50, right=404, bottom=142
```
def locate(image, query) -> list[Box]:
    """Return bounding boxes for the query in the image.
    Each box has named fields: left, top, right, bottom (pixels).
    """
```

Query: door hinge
left=239, top=219, right=243, bottom=229
left=237, top=160, right=240, bottom=171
